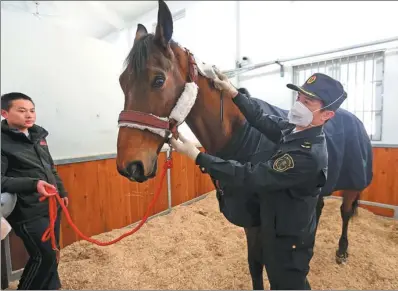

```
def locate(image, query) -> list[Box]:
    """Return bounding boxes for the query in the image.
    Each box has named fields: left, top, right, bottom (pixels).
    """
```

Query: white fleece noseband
left=118, top=82, right=199, bottom=138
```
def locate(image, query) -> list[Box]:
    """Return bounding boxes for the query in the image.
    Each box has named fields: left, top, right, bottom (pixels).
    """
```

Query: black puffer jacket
left=1, top=120, right=68, bottom=224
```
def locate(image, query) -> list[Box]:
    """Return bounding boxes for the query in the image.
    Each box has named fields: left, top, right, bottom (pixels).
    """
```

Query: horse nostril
left=127, top=162, right=141, bottom=176
left=117, top=167, right=129, bottom=178
left=126, top=161, right=146, bottom=182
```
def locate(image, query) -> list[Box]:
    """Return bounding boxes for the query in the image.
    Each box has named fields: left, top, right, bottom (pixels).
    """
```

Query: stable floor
left=8, top=192, right=398, bottom=290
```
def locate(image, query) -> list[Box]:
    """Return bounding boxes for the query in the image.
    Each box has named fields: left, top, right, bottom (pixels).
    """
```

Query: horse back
left=324, top=108, right=373, bottom=194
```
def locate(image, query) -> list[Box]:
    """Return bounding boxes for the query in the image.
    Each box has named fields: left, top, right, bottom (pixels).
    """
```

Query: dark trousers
left=11, top=213, right=61, bottom=290
left=260, top=201, right=314, bottom=290
left=264, top=234, right=314, bottom=290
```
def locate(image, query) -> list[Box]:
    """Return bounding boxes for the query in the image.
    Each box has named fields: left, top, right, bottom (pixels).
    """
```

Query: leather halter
left=117, top=47, right=201, bottom=141
left=117, top=44, right=225, bottom=194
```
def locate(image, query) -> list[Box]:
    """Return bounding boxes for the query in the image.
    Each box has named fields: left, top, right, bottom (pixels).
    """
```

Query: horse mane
left=124, top=34, right=180, bottom=75
left=124, top=34, right=154, bottom=74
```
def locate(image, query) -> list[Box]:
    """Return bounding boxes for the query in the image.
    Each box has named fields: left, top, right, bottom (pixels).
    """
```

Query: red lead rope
left=40, top=158, right=173, bottom=262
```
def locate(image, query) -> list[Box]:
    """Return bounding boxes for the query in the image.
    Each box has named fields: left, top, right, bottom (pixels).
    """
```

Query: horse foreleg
left=244, top=226, right=264, bottom=290
left=336, top=190, right=361, bottom=264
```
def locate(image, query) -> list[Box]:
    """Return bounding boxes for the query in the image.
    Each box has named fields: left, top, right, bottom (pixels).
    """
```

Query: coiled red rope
left=40, top=158, right=173, bottom=262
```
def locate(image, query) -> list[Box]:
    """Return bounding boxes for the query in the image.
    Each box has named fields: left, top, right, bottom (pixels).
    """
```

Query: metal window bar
left=292, top=51, right=384, bottom=141
left=222, top=36, right=398, bottom=79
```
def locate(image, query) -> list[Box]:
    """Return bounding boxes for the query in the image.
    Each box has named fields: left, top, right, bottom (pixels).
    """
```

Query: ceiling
left=1, top=1, right=158, bottom=39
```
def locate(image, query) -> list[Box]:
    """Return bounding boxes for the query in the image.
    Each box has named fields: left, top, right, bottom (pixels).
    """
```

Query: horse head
left=116, top=0, right=245, bottom=182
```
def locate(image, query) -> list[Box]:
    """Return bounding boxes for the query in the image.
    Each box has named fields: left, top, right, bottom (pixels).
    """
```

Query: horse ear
left=154, top=0, right=173, bottom=49
left=134, top=24, right=148, bottom=45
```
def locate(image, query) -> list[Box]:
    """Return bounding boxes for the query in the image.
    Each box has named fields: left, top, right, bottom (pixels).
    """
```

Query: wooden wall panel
left=332, top=147, right=398, bottom=217
left=7, top=146, right=393, bottom=249
left=195, top=148, right=217, bottom=195
left=169, top=149, right=216, bottom=207
left=55, top=152, right=168, bottom=248
left=8, top=230, right=29, bottom=271
left=360, top=147, right=398, bottom=206
left=169, top=152, right=198, bottom=207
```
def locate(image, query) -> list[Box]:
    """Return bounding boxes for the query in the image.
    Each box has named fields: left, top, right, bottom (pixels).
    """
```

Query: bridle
left=117, top=44, right=226, bottom=193
left=117, top=45, right=218, bottom=142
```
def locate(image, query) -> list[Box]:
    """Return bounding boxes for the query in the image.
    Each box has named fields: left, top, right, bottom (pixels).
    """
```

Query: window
left=292, top=51, right=384, bottom=141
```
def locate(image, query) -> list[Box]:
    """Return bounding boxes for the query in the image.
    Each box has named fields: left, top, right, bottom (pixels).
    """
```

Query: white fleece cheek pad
left=169, top=82, right=198, bottom=125
left=118, top=82, right=199, bottom=137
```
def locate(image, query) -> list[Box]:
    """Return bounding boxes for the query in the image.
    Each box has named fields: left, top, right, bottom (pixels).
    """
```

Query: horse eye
left=152, top=76, right=165, bottom=88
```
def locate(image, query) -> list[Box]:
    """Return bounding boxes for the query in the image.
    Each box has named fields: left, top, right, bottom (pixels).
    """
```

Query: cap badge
left=307, top=75, right=317, bottom=84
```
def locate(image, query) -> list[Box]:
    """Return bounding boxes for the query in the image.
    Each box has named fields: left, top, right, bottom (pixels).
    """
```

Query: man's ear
left=322, top=110, right=335, bottom=121
left=1, top=109, right=8, bottom=119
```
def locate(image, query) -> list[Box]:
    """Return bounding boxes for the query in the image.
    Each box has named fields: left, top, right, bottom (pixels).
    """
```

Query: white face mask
left=287, top=101, right=320, bottom=127
left=288, top=91, right=346, bottom=127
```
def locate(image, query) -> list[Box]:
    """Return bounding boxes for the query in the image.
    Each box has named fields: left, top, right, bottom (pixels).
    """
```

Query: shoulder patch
left=273, top=153, right=294, bottom=172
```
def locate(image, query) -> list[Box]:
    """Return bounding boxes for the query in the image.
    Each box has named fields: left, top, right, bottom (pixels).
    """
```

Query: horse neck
left=170, top=43, right=245, bottom=154
left=184, top=75, right=246, bottom=155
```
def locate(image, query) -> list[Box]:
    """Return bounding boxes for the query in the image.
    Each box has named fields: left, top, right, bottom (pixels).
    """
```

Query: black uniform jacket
left=196, top=93, right=328, bottom=236
left=1, top=120, right=68, bottom=224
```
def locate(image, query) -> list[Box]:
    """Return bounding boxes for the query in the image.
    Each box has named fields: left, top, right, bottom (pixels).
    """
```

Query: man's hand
left=1, top=217, right=12, bottom=240
left=170, top=134, right=200, bottom=160
left=213, top=68, right=239, bottom=98
left=36, top=180, right=57, bottom=197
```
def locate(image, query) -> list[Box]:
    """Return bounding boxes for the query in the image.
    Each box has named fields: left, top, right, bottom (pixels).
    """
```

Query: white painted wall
left=102, top=28, right=131, bottom=58
left=111, top=0, right=238, bottom=75
left=103, top=0, right=397, bottom=146
left=379, top=48, right=398, bottom=145
left=103, top=1, right=239, bottom=143
left=3, top=0, right=396, bottom=162
left=1, top=10, right=125, bottom=159
left=238, top=1, right=398, bottom=145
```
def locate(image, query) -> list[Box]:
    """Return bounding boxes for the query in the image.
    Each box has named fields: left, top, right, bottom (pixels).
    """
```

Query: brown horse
left=116, top=0, right=373, bottom=289
left=116, top=6, right=245, bottom=179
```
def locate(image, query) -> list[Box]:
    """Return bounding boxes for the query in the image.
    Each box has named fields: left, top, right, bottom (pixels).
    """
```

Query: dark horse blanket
left=213, top=97, right=373, bottom=227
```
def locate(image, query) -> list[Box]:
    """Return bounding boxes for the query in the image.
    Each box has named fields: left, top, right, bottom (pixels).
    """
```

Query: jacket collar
left=282, top=125, right=324, bottom=144
left=1, top=119, right=48, bottom=142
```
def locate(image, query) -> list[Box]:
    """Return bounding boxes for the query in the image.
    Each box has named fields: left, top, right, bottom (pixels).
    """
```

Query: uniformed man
left=170, top=71, right=347, bottom=290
